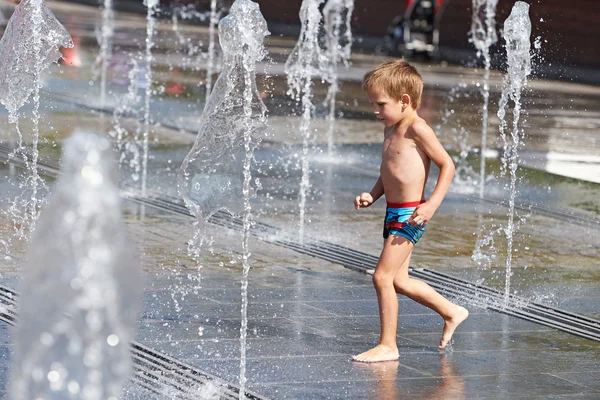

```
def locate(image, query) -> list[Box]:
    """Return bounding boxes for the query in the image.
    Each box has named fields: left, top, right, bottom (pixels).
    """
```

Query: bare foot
left=352, top=344, right=399, bottom=363
left=439, top=306, right=469, bottom=350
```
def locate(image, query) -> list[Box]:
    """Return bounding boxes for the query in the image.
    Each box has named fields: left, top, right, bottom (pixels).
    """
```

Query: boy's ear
left=401, top=94, right=411, bottom=107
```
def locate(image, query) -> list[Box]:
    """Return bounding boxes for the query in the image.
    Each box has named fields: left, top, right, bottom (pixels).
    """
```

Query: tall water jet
left=285, top=0, right=325, bottom=242
left=8, top=132, right=142, bottom=400
left=440, top=82, right=479, bottom=188
left=497, top=1, right=531, bottom=305
left=205, top=0, right=220, bottom=97
left=0, top=0, right=72, bottom=238
left=142, top=0, right=159, bottom=197
left=470, top=0, right=498, bottom=198
left=97, top=0, right=114, bottom=109
left=110, top=60, right=142, bottom=183
left=177, top=2, right=269, bottom=395
left=322, top=0, right=354, bottom=156
left=171, top=5, right=210, bottom=73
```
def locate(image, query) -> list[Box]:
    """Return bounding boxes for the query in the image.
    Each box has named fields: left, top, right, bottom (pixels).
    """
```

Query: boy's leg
left=392, top=254, right=469, bottom=349
left=353, top=235, right=413, bottom=363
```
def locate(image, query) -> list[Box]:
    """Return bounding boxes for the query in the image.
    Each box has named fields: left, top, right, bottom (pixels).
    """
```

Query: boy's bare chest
left=382, top=136, right=418, bottom=160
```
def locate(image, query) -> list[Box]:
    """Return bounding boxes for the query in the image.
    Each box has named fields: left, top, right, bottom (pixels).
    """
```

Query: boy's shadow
left=355, top=355, right=465, bottom=399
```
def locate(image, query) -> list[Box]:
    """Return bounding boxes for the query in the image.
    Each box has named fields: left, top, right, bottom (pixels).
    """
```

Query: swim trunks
left=383, top=200, right=427, bottom=244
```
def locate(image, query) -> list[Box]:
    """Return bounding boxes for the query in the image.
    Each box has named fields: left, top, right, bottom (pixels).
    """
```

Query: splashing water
left=472, top=228, right=498, bottom=270
left=438, top=82, right=480, bottom=191
left=109, top=59, right=143, bottom=183
left=0, top=0, right=72, bottom=239
left=142, top=0, right=159, bottom=197
left=497, top=1, right=531, bottom=306
left=205, top=0, right=220, bottom=97
left=172, top=4, right=211, bottom=45
left=0, top=0, right=71, bottom=119
left=178, top=0, right=268, bottom=255
left=322, top=0, right=354, bottom=156
left=285, top=0, right=325, bottom=243
left=470, top=0, right=498, bottom=199
left=97, top=0, right=114, bottom=109
left=178, top=1, right=269, bottom=396
left=9, top=132, right=142, bottom=400
left=171, top=5, right=210, bottom=72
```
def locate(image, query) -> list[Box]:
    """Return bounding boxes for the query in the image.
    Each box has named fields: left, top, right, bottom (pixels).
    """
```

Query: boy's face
left=367, top=89, right=406, bottom=127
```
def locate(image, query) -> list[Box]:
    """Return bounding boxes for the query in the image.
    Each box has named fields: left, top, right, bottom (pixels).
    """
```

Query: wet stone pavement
left=0, top=179, right=598, bottom=399
left=132, top=206, right=600, bottom=399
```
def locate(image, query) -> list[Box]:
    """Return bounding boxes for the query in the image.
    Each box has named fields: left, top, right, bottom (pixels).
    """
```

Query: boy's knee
left=372, top=270, right=393, bottom=288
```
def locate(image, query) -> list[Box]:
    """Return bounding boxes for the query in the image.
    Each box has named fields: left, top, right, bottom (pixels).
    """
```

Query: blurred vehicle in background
left=377, top=0, right=448, bottom=59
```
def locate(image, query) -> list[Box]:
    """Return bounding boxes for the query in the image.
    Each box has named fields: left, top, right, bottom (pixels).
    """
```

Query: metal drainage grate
left=0, top=285, right=267, bottom=400
left=462, top=194, right=600, bottom=230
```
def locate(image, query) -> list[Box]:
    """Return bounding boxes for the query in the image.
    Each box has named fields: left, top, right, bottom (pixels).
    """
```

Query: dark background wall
left=245, top=0, right=600, bottom=72
left=437, top=0, right=600, bottom=71
left=160, top=0, right=600, bottom=75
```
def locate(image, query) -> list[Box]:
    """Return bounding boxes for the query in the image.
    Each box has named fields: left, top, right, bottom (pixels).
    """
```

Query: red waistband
left=386, top=200, right=425, bottom=208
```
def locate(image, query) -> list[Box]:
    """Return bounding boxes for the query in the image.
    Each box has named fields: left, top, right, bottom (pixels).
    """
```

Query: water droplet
left=67, top=380, right=80, bottom=394
left=40, top=332, right=54, bottom=346
left=47, top=370, right=60, bottom=383
left=107, top=334, right=119, bottom=346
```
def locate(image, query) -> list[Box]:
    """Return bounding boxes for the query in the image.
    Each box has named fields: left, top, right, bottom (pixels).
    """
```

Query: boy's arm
left=408, top=121, right=455, bottom=225
left=369, top=176, right=385, bottom=201
left=355, top=176, right=385, bottom=209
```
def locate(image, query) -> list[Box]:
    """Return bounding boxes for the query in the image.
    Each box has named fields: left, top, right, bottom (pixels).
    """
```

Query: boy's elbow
left=445, top=158, right=455, bottom=176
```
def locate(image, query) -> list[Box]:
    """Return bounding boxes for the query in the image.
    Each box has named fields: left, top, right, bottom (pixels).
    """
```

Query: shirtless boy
left=353, top=60, right=469, bottom=363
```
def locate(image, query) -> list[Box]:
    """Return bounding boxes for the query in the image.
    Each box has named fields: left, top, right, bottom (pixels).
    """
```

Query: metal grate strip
left=0, top=285, right=267, bottom=399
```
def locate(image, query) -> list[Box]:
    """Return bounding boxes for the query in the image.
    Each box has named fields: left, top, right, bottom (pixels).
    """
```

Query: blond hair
left=362, top=59, right=423, bottom=109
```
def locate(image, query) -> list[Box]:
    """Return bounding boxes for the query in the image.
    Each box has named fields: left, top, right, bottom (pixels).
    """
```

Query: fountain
left=171, top=5, right=210, bottom=73
left=177, top=0, right=269, bottom=256
left=142, top=0, right=159, bottom=197
left=285, top=0, right=325, bottom=242
left=322, top=0, right=354, bottom=156
left=205, top=0, right=220, bottom=98
left=439, top=82, right=481, bottom=190
left=110, top=60, right=143, bottom=183
left=0, top=0, right=72, bottom=239
left=0, top=1, right=596, bottom=398
left=8, top=132, right=142, bottom=400
left=177, top=1, right=269, bottom=396
left=97, top=0, right=114, bottom=110
left=497, top=1, right=532, bottom=304
left=469, top=0, right=498, bottom=198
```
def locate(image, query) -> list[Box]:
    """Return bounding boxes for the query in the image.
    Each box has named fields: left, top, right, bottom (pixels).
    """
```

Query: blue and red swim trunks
left=383, top=200, right=427, bottom=244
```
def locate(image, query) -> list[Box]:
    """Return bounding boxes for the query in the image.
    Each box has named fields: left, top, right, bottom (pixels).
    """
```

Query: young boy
left=353, top=60, right=469, bottom=363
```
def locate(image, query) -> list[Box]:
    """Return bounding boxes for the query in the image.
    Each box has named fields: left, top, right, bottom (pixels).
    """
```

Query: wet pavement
left=0, top=158, right=598, bottom=398
left=0, top=0, right=598, bottom=398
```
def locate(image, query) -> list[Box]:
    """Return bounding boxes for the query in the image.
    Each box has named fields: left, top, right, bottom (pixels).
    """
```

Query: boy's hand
left=407, top=202, right=437, bottom=226
left=355, top=192, right=374, bottom=210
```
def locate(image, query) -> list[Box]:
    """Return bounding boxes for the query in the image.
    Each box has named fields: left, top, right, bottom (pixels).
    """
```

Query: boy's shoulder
left=407, top=115, right=435, bottom=138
